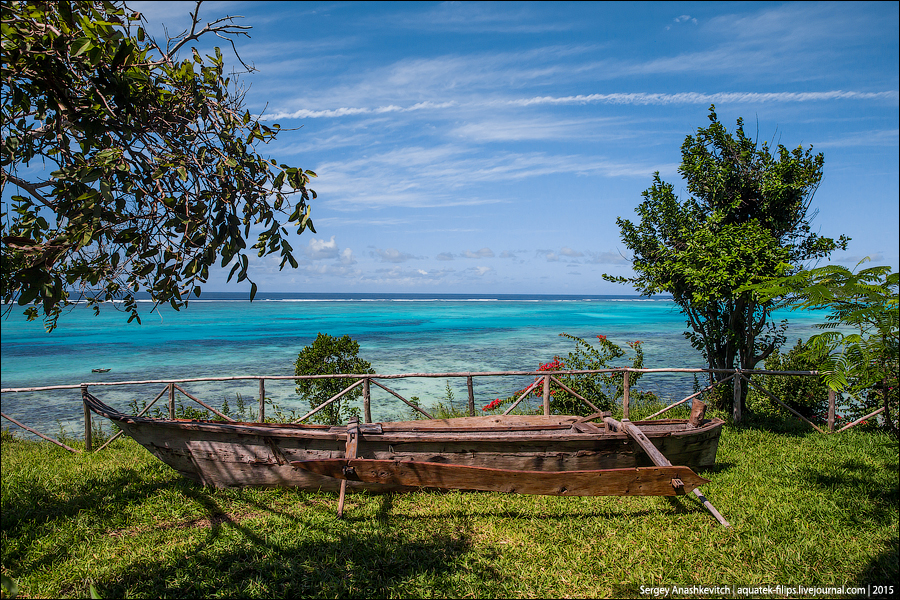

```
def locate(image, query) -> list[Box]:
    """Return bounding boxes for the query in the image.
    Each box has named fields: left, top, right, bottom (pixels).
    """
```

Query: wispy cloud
left=371, top=248, right=420, bottom=263
left=812, top=129, right=899, bottom=148
left=390, top=2, right=574, bottom=34
left=263, top=91, right=898, bottom=122
left=463, top=248, right=495, bottom=259
left=509, top=91, right=899, bottom=107
left=314, top=145, right=670, bottom=210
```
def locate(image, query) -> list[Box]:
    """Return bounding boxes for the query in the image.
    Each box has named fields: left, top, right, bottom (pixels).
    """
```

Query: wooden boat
left=82, top=389, right=723, bottom=497
left=91, top=368, right=111, bottom=373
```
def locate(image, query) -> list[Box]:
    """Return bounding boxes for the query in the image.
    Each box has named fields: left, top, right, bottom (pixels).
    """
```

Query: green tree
left=1, top=1, right=317, bottom=331
left=745, top=262, right=898, bottom=433
left=604, top=106, right=847, bottom=413
left=294, top=333, right=375, bottom=426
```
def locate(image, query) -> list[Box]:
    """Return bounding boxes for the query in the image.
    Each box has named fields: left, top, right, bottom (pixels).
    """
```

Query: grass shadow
left=93, top=490, right=479, bottom=599
left=854, top=535, right=899, bottom=590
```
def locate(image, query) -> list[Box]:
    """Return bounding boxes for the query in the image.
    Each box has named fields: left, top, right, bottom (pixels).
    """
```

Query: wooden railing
left=1, top=368, right=885, bottom=453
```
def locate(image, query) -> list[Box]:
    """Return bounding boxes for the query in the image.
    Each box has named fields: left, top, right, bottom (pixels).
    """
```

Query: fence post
left=82, top=384, right=92, bottom=452
left=168, top=382, right=175, bottom=419
left=258, top=378, right=266, bottom=422
left=542, top=375, right=551, bottom=416
left=733, top=372, right=742, bottom=424
left=622, top=370, right=630, bottom=420
left=363, top=378, right=372, bottom=423
left=467, top=376, right=475, bottom=416
left=828, top=389, right=836, bottom=432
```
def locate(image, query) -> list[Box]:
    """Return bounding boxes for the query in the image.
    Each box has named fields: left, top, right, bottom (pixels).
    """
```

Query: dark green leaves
left=2, top=1, right=317, bottom=331
left=604, top=105, right=847, bottom=412
left=294, top=333, right=375, bottom=425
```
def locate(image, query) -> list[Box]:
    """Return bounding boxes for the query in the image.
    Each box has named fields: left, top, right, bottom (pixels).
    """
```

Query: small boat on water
left=82, top=389, right=723, bottom=497
left=91, top=368, right=111, bottom=373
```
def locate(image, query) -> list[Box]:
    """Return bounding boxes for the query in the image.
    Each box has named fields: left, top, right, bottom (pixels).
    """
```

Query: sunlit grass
left=2, top=420, right=897, bottom=598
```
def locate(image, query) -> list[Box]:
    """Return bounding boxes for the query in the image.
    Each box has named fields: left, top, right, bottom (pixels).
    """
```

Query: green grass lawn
left=1, top=419, right=897, bottom=599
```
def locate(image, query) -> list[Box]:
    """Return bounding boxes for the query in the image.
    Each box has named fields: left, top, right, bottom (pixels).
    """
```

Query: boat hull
left=85, top=391, right=723, bottom=493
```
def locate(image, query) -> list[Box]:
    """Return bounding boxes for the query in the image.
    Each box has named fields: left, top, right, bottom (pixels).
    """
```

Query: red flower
left=597, top=335, right=606, bottom=340
left=482, top=398, right=503, bottom=411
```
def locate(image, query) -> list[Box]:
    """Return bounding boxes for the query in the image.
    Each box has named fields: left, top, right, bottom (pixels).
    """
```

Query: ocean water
left=1, top=293, right=830, bottom=434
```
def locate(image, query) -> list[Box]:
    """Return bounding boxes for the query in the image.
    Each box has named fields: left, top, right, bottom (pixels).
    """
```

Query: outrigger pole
left=601, top=406, right=730, bottom=528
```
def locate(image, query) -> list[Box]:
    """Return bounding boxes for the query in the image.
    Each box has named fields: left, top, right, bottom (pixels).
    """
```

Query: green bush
left=747, top=338, right=830, bottom=419
left=482, top=334, right=646, bottom=417
left=294, top=333, right=374, bottom=425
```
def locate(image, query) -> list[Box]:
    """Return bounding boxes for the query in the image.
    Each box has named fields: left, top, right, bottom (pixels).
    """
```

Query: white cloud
left=560, top=247, right=584, bottom=257
left=508, top=91, right=898, bottom=108
left=304, top=236, right=340, bottom=260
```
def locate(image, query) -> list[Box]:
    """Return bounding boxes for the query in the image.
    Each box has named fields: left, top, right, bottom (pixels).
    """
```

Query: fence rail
left=1, top=368, right=882, bottom=453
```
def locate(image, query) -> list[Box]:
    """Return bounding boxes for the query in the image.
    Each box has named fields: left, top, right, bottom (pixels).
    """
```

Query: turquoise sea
left=1, top=293, right=829, bottom=434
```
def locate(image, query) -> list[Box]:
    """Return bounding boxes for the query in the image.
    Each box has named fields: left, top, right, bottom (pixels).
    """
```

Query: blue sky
left=132, top=2, right=899, bottom=294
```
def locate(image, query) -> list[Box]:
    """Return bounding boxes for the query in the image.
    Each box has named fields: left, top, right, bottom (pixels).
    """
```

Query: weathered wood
left=542, top=375, right=551, bottom=416
left=575, top=410, right=612, bottom=424
left=96, top=387, right=168, bottom=452
left=647, top=374, right=735, bottom=420
left=688, top=400, right=707, bottom=428
left=548, top=376, right=601, bottom=413
left=622, top=371, right=630, bottom=420
left=168, top=383, right=176, bottom=419
left=294, top=459, right=709, bottom=496
left=83, top=384, right=92, bottom=452
left=603, top=413, right=730, bottom=527
left=502, top=378, right=542, bottom=415
left=0, top=367, right=822, bottom=394
left=363, top=378, right=372, bottom=424
left=174, top=385, right=237, bottom=422
left=604, top=417, right=672, bottom=469
left=369, top=379, right=433, bottom=419
left=380, top=414, right=580, bottom=429
left=0, top=411, right=80, bottom=453
left=337, top=417, right=360, bottom=517
left=691, top=488, right=730, bottom=528
left=733, top=373, right=742, bottom=424
left=83, top=391, right=723, bottom=487
left=293, top=378, right=366, bottom=423
left=835, top=406, right=885, bottom=433
left=743, top=376, right=826, bottom=434
left=828, top=389, right=836, bottom=432
left=259, top=378, right=266, bottom=422
left=571, top=422, right=604, bottom=434
left=467, top=376, right=475, bottom=416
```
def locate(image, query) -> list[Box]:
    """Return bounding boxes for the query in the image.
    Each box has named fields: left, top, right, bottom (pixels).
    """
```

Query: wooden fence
left=1, top=368, right=885, bottom=454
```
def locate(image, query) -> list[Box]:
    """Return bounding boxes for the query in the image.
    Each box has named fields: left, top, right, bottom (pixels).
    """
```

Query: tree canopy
left=745, top=262, right=898, bottom=432
left=605, top=106, right=848, bottom=412
left=294, top=333, right=374, bottom=426
left=1, top=0, right=316, bottom=330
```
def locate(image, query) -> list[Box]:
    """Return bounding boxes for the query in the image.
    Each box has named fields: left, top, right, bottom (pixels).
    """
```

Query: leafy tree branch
left=2, top=0, right=317, bottom=330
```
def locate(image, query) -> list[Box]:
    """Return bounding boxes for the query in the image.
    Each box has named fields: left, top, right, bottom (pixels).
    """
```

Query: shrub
left=294, top=333, right=374, bottom=425
left=747, top=338, right=830, bottom=419
left=486, top=333, right=646, bottom=416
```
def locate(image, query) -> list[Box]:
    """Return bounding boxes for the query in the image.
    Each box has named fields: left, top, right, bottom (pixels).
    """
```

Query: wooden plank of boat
left=337, top=417, right=359, bottom=518
left=602, top=407, right=731, bottom=528
left=291, top=459, right=709, bottom=496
